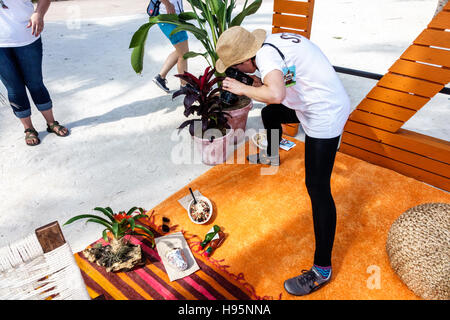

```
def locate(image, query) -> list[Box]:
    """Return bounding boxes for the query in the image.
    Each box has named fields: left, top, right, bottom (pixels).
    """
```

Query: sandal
left=24, top=128, right=40, bottom=146
left=46, top=121, right=69, bottom=137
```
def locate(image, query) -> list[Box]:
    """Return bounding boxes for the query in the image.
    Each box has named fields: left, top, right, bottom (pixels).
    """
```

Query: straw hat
left=215, top=26, right=266, bottom=73
left=386, top=202, right=450, bottom=300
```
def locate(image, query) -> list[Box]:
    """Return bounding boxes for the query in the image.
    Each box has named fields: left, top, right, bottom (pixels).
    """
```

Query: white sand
left=0, top=0, right=448, bottom=253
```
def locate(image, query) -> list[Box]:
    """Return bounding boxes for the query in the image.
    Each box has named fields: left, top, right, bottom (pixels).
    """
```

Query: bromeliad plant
left=64, top=206, right=155, bottom=247
left=129, top=0, right=262, bottom=73
left=173, top=66, right=231, bottom=140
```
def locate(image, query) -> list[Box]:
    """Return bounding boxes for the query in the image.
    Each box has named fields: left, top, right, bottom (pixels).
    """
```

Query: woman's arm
left=222, top=70, right=286, bottom=105
left=161, top=0, right=176, bottom=14
left=27, top=0, right=51, bottom=37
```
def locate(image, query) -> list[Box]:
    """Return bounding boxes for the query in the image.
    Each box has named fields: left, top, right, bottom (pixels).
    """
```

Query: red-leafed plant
left=173, top=66, right=231, bottom=141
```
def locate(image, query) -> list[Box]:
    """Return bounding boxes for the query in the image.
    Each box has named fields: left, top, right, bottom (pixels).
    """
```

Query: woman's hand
left=222, top=77, right=249, bottom=96
left=162, top=0, right=176, bottom=14
left=27, top=12, right=44, bottom=37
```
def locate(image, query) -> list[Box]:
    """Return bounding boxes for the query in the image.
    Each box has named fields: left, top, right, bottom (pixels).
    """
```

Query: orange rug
left=147, top=137, right=450, bottom=300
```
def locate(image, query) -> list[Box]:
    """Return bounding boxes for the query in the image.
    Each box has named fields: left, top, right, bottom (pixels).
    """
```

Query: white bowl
left=251, top=132, right=267, bottom=150
left=187, top=196, right=213, bottom=225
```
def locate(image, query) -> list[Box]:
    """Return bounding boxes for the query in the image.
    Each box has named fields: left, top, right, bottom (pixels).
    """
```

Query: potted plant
left=174, top=66, right=234, bottom=165
left=129, top=0, right=262, bottom=142
left=64, top=206, right=155, bottom=272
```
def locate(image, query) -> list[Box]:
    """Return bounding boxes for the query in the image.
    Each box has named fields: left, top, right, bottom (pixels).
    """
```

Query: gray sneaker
left=246, top=152, right=280, bottom=166
left=153, top=74, right=170, bottom=93
left=284, top=266, right=331, bottom=296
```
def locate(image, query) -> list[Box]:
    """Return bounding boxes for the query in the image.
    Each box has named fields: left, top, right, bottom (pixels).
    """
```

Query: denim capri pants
left=0, top=38, right=53, bottom=119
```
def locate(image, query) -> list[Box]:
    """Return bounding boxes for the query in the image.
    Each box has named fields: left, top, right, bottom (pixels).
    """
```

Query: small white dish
left=187, top=196, right=213, bottom=225
left=251, top=132, right=268, bottom=150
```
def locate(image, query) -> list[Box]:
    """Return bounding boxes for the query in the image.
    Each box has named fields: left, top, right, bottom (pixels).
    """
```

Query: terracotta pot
left=281, top=123, right=299, bottom=137
left=193, top=128, right=234, bottom=165
left=224, top=99, right=253, bottom=144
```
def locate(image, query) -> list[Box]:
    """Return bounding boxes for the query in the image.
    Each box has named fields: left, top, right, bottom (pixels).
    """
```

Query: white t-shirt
left=256, top=33, right=351, bottom=139
left=159, top=0, right=184, bottom=15
left=0, top=0, right=39, bottom=47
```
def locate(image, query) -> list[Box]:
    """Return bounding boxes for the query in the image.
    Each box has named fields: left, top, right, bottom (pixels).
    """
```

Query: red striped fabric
left=74, top=222, right=253, bottom=300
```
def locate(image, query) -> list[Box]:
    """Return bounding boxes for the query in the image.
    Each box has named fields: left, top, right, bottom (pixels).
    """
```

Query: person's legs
left=0, top=47, right=33, bottom=120
left=158, top=50, right=179, bottom=79
left=155, top=23, right=189, bottom=92
left=0, top=46, right=40, bottom=145
left=284, top=134, right=341, bottom=296
left=261, top=104, right=299, bottom=157
left=13, top=39, right=53, bottom=115
left=14, top=38, right=68, bottom=136
left=304, top=134, right=340, bottom=268
left=173, top=39, right=189, bottom=86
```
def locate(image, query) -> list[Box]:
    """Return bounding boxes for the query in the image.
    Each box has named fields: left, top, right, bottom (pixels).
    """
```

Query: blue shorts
left=158, top=23, right=188, bottom=45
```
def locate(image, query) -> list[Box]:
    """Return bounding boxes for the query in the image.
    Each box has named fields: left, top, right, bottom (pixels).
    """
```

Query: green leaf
left=170, top=23, right=208, bottom=40
left=93, top=207, right=116, bottom=223
left=178, top=11, right=198, bottom=21
left=63, top=214, right=111, bottom=226
left=85, top=218, right=114, bottom=232
left=130, top=23, right=154, bottom=74
left=129, top=22, right=153, bottom=49
left=135, top=224, right=155, bottom=238
left=183, top=51, right=208, bottom=59
left=150, top=13, right=181, bottom=24
left=112, top=222, right=119, bottom=239
left=230, top=0, right=262, bottom=27
left=132, top=215, right=148, bottom=222
left=127, top=206, right=138, bottom=216
left=102, top=229, right=109, bottom=242
left=128, top=218, right=136, bottom=231
left=188, top=0, right=204, bottom=10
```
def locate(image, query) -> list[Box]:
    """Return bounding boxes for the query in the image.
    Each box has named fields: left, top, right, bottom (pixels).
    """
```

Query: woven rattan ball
left=386, top=203, right=450, bottom=300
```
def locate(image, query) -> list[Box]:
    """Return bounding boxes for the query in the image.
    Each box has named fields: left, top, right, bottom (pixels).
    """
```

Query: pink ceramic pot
left=225, top=99, right=253, bottom=144
left=193, top=129, right=234, bottom=165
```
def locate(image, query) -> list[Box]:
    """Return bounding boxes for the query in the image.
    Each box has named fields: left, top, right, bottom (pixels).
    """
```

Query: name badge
left=282, top=65, right=296, bottom=87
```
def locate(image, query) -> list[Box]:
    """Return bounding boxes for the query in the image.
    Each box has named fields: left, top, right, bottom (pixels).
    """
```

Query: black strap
left=262, top=42, right=286, bottom=61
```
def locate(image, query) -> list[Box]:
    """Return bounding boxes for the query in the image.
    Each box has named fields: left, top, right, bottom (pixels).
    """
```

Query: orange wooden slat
left=366, top=86, right=429, bottom=110
left=357, top=98, right=416, bottom=122
left=272, top=13, right=309, bottom=31
left=378, top=73, right=444, bottom=97
left=341, top=132, right=450, bottom=178
left=348, top=109, right=404, bottom=132
left=339, top=143, right=450, bottom=191
left=414, top=29, right=450, bottom=49
left=445, top=1, right=450, bottom=11
left=401, top=44, right=450, bottom=68
left=272, top=27, right=308, bottom=37
left=344, top=121, right=450, bottom=164
left=428, top=11, right=450, bottom=29
left=389, top=59, right=450, bottom=85
left=273, top=0, right=310, bottom=16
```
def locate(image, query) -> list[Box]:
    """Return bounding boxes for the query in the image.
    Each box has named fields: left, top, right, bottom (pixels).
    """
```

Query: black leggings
left=261, top=104, right=340, bottom=266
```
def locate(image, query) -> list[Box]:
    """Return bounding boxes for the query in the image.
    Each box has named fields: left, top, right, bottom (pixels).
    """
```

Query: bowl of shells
left=187, top=196, right=213, bottom=224
left=251, top=132, right=267, bottom=150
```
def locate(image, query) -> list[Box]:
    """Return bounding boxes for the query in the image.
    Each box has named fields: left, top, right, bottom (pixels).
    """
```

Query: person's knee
left=261, top=104, right=278, bottom=121
left=305, top=177, right=330, bottom=200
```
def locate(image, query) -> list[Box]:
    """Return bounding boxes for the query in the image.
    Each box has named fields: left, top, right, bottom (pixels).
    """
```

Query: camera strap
left=262, top=43, right=286, bottom=63
left=262, top=43, right=296, bottom=87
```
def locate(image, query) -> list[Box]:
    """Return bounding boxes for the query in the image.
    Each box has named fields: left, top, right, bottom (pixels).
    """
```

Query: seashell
left=165, top=248, right=188, bottom=271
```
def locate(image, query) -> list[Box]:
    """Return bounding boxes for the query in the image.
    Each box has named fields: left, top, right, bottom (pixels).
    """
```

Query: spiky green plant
left=64, top=206, right=155, bottom=247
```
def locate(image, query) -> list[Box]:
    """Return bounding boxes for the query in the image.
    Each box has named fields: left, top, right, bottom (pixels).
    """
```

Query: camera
left=220, top=68, right=254, bottom=105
